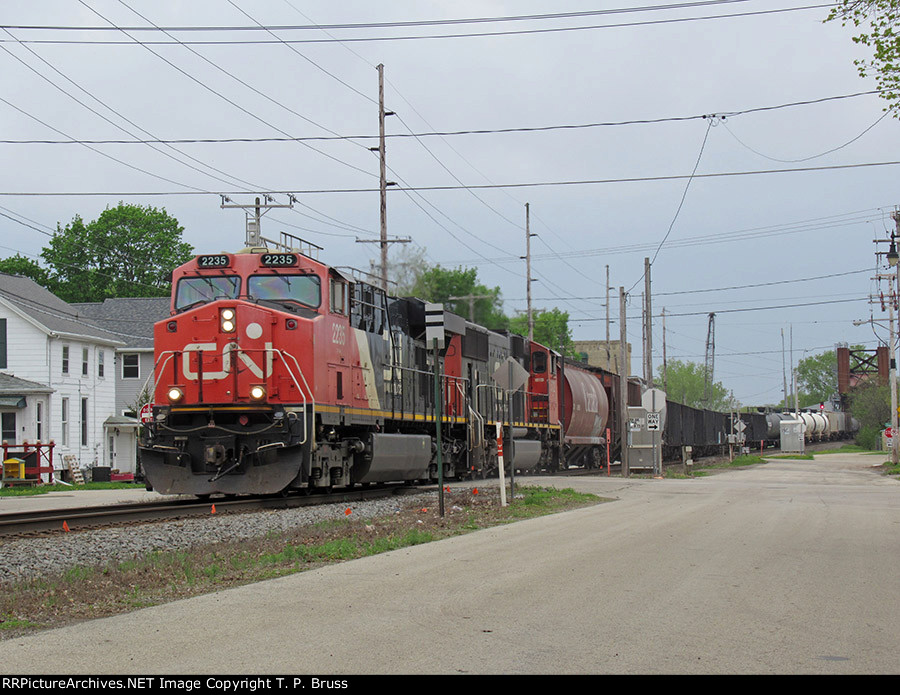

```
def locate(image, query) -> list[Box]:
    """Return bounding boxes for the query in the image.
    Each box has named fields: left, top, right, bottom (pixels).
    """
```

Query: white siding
left=2, top=311, right=51, bottom=382
left=48, top=338, right=117, bottom=467
left=0, top=303, right=120, bottom=469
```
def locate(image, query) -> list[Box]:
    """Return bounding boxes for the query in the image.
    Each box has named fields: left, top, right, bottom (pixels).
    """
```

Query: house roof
left=0, top=372, right=53, bottom=396
left=71, top=297, right=170, bottom=349
left=0, top=273, right=125, bottom=346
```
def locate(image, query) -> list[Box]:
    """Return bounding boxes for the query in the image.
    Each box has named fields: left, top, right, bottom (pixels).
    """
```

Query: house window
left=61, top=398, right=69, bottom=446
left=81, top=397, right=88, bottom=446
left=122, top=354, right=139, bottom=379
left=98, top=350, right=105, bottom=378
left=62, top=346, right=69, bottom=374
left=82, top=348, right=88, bottom=376
left=36, top=401, right=42, bottom=441
left=1, top=412, right=16, bottom=444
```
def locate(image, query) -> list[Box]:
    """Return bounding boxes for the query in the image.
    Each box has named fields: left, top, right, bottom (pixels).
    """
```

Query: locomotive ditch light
left=166, top=320, right=177, bottom=333
left=220, top=308, right=236, bottom=333
left=167, top=386, right=184, bottom=403
left=249, top=385, right=267, bottom=401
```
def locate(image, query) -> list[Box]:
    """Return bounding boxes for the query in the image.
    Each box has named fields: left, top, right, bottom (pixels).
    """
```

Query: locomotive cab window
left=248, top=273, right=321, bottom=310
left=532, top=350, right=547, bottom=374
left=330, top=278, right=348, bottom=315
left=175, top=276, right=240, bottom=311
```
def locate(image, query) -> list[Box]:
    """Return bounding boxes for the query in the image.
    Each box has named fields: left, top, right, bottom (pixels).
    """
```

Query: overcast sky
left=2, top=0, right=899, bottom=407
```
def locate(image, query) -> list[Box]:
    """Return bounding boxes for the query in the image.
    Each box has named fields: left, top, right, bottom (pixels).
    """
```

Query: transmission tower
left=704, top=312, right=716, bottom=403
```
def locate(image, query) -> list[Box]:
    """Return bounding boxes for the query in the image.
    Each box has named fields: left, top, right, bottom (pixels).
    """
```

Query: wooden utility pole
left=893, top=210, right=900, bottom=464
left=377, top=64, right=389, bottom=292
left=448, top=294, right=493, bottom=322
left=662, top=307, right=667, bottom=393
left=605, top=264, right=611, bottom=370
left=360, top=64, right=408, bottom=290
left=782, top=328, right=788, bottom=409
left=526, top=203, right=534, bottom=342
left=644, top=257, right=653, bottom=388
left=619, top=287, right=629, bottom=476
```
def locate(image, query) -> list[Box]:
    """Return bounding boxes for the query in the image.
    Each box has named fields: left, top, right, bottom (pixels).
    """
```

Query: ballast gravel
left=0, top=492, right=437, bottom=585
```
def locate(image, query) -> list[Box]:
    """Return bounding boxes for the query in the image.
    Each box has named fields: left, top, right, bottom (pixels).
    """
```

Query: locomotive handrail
left=147, top=351, right=179, bottom=403
left=261, top=346, right=313, bottom=447
left=387, top=363, right=470, bottom=423
left=475, top=383, right=554, bottom=427
left=458, top=380, right=483, bottom=451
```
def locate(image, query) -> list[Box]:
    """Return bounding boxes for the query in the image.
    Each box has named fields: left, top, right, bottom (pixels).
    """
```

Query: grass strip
left=0, top=486, right=602, bottom=639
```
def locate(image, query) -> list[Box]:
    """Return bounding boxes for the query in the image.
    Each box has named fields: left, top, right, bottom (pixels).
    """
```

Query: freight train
left=138, top=242, right=853, bottom=497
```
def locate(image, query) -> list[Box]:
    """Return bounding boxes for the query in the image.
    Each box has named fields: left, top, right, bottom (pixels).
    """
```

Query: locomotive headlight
left=220, top=308, right=236, bottom=333
left=249, top=385, right=267, bottom=401
left=167, top=386, right=184, bottom=403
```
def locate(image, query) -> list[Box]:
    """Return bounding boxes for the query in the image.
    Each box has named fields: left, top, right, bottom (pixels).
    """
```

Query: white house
left=0, top=273, right=125, bottom=478
left=72, top=297, right=170, bottom=475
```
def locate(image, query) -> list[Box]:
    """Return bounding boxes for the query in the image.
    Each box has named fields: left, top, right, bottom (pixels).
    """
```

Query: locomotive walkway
left=4, top=452, right=900, bottom=674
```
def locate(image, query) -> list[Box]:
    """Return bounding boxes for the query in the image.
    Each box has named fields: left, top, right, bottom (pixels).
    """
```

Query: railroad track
left=0, top=485, right=421, bottom=537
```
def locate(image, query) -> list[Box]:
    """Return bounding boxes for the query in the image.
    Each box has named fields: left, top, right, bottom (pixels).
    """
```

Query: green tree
left=796, top=350, right=838, bottom=406
left=0, top=254, right=50, bottom=286
left=658, top=359, right=731, bottom=410
left=795, top=345, right=868, bottom=406
left=848, top=380, right=892, bottom=448
left=827, top=2, right=900, bottom=114
left=411, top=265, right=508, bottom=329
left=42, top=203, right=193, bottom=302
left=509, top=308, right=575, bottom=355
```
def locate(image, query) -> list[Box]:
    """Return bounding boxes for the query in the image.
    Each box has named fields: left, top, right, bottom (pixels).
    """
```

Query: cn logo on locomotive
left=181, top=342, right=275, bottom=380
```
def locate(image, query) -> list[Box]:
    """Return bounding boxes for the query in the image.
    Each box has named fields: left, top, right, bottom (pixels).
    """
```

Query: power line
left=0, top=3, right=830, bottom=45
left=80, top=0, right=376, bottom=180
left=571, top=296, right=868, bottom=320
left=0, top=2, right=773, bottom=32
left=1, top=91, right=878, bottom=144
left=6, top=159, right=900, bottom=197
left=507, top=265, right=873, bottom=301
left=721, top=105, right=896, bottom=163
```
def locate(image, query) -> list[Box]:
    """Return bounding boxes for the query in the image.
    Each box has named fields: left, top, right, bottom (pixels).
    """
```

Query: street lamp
left=888, top=237, right=899, bottom=267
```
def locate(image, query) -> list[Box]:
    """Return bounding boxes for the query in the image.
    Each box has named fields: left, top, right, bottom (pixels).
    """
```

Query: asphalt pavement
left=3, top=452, right=899, bottom=675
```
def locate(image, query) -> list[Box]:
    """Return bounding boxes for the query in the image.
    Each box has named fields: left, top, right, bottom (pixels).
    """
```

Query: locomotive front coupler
left=208, top=447, right=247, bottom=483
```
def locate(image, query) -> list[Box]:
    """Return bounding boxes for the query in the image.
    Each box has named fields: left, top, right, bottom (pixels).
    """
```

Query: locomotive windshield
left=248, top=273, right=321, bottom=309
left=175, top=275, right=240, bottom=310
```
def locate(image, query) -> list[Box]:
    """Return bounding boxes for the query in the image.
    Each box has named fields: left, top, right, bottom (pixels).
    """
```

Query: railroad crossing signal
left=425, top=303, right=445, bottom=349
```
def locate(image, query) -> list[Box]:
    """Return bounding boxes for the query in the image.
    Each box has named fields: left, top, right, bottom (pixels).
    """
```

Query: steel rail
left=0, top=485, right=420, bottom=537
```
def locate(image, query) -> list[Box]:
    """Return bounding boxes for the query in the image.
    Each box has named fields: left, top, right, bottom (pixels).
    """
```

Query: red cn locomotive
left=140, top=242, right=595, bottom=496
